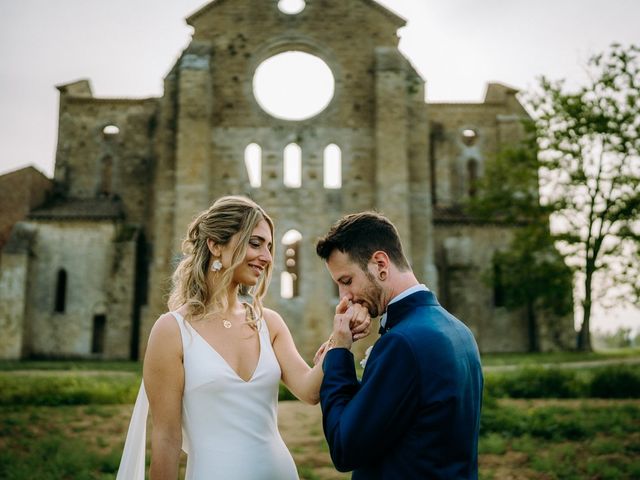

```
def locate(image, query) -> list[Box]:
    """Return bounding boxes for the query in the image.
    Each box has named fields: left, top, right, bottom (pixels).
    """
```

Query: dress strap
left=170, top=311, right=192, bottom=349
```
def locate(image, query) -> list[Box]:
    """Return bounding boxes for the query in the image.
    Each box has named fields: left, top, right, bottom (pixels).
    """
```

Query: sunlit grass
left=0, top=360, right=141, bottom=372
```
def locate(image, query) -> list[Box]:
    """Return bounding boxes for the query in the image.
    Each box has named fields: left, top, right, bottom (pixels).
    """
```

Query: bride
left=117, top=196, right=370, bottom=479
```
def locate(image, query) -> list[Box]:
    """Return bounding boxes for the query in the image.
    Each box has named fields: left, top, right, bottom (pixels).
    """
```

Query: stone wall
left=20, top=220, right=135, bottom=359
left=54, top=80, right=158, bottom=233
left=433, top=222, right=523, bottom=351
left=0, top=166, right=52, bottom=250
left=433, top=221, right=572, bottom=352
left=428, top=83, right=528, bottom=208
left=0, top=223, right=37, bottom=359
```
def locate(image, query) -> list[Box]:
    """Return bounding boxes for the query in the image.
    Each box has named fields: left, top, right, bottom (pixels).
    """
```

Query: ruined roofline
left=428, top=81, right=523, bottom=106
left=360, top=0, right=407, bottom=26
left=56, top=78, right=159, bottom=104
left=64, top=96, right=159, bottom=105
left=28, top=198, right=125, bottom=221
left=186, top=0, right=406, bottom=28
left=0, top=165, right=50, bottom=180
left=56, top=78, right=93, bottom=96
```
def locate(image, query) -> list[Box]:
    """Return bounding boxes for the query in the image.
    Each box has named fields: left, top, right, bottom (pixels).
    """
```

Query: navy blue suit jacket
left=321, top=290, right=483, bottom=479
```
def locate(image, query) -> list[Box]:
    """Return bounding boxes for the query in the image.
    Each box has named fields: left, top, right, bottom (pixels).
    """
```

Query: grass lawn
left=1, top=350, right=639, bottom=479
left=0, top=399, right=638, bottom=479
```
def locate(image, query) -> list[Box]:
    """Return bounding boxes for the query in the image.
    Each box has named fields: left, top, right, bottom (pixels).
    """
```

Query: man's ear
left=370, top=251, right=390, bottom=279
left=207, top=238, right=221, bottom=257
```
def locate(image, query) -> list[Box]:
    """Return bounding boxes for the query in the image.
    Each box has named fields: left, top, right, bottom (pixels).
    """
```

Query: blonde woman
left=117, top=196, right=370, bottom=480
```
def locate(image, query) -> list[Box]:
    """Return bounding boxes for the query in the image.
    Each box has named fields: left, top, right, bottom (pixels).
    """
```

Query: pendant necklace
left=223, top=319, right=232, bottom=329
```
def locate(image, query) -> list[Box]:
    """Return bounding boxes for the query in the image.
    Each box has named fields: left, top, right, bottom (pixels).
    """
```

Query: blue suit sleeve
left=320, top=335, right=419, bottom=472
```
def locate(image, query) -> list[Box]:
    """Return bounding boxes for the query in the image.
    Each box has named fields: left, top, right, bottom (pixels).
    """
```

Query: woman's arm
left=265, top=308, right=322, bottom=404
left=143, top=313, right=185, bottom=480
left=266, top=301, right=370, bottom=405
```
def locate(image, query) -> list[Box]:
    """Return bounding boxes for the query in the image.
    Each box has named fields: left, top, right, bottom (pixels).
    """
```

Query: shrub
left=486, top=367, right=587, bottom=399
left=484, top=365, right=640, bottom=400
left=589, top=365, right=640, bottom=398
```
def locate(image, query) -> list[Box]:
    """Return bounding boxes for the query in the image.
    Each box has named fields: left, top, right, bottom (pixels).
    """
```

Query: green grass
left=0, top=351, right=638, bottom=479
left=0, top=360, right=141, bottom=372
left=0, top=373, right=140, bottom=406
left=0, top=405, right=124, bottom=480
left=479, top=400, right=640, bottom=479
left=1, top=399, right=638, bottom=480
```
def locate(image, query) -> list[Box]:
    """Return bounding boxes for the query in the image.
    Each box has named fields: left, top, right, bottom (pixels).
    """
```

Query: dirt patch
left=278, top=402, right=348, bottom=479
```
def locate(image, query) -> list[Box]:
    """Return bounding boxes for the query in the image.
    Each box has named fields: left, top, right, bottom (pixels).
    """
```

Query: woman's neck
left=224, top=282, right=241, bottom=310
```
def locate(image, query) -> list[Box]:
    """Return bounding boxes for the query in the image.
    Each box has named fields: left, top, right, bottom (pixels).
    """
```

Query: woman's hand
left=349, top=303, right=371, bottom=341
left=313, top=340, right=330, bottom=365
left=329, top=298, right=371, bottom=349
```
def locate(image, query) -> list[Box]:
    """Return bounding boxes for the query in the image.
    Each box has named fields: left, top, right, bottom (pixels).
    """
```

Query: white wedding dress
left=117, top=312, right=299, bottom=480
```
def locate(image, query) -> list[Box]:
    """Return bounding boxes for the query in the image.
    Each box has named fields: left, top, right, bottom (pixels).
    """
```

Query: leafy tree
left=493, top=226, right=574, bottom=351
left=468, top=142, right=574, bottom=352
left=527, top=43, right=640, bottom=351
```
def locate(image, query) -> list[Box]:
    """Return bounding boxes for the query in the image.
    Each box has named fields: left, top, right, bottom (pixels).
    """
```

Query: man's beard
left=360, top=271, right=385, bottom=318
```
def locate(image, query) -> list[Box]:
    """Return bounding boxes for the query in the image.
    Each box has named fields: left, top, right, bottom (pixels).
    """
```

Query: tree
left=467, top=142, right=574, bottom=352
left=527, top=43, right=640, bottom=351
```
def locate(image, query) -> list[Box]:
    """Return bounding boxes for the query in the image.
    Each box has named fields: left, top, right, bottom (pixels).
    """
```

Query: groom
left=316, top=211, right=483, bottom=479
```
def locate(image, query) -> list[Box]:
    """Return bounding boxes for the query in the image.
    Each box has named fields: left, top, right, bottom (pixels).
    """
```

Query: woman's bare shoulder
left=262, top=308, right=288, bottom=337
left=147, top=312, right=182, bottom=351
left=262, top=307, right=285, bottom=324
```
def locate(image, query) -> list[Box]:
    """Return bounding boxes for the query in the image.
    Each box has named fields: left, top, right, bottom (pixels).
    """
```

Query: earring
left=211, top=259, right=223, bottom=272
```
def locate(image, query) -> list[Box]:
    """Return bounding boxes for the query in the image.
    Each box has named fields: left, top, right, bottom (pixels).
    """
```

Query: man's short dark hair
left=316, top=211, right=410, bottom=271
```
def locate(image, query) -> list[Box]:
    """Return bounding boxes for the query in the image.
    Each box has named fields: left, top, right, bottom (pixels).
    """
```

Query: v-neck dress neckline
left=182, top=314, right=262, bottom=383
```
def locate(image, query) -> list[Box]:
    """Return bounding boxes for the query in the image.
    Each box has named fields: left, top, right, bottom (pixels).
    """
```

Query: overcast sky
left=1, top=0, right=639, bottom=332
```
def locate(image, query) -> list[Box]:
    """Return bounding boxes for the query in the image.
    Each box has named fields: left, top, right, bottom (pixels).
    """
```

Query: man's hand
left=334, top=297, right=371, bottom=342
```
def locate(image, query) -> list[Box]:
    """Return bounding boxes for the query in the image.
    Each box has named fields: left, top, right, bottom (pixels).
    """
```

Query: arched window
left=462, top=128, right=477, bottom=146
left=278, top=0, right=305, bottom=15
left=323, top=144, right=342, bottom=189
left=281, top=230, right=302, bottom=298
left=102, top=124, right=120, bottom=138
left=99, top=156, right=113, bottom=196
left=54, top=269, right=67, bottom=313
left=244, top=143, right=262, bottom=188
left=92, top=315, right=106, bottom=354
left=467, top=158, right=479, bottom=197
left=283, top=143, right=301, bottom=188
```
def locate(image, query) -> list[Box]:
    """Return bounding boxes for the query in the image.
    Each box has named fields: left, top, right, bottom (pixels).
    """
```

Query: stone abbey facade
left=0, top=0, right=574, bottom=360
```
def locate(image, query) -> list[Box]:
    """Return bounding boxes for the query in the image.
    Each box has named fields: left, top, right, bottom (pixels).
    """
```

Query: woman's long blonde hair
left=168, top=196, right=274, bottom=322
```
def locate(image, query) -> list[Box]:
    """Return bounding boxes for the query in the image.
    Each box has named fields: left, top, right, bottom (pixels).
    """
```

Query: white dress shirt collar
left=380, top=284, right=429, bottom=328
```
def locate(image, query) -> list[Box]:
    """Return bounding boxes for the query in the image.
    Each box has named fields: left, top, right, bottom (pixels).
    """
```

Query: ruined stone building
left=0, top=0, right=574, bottom=360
